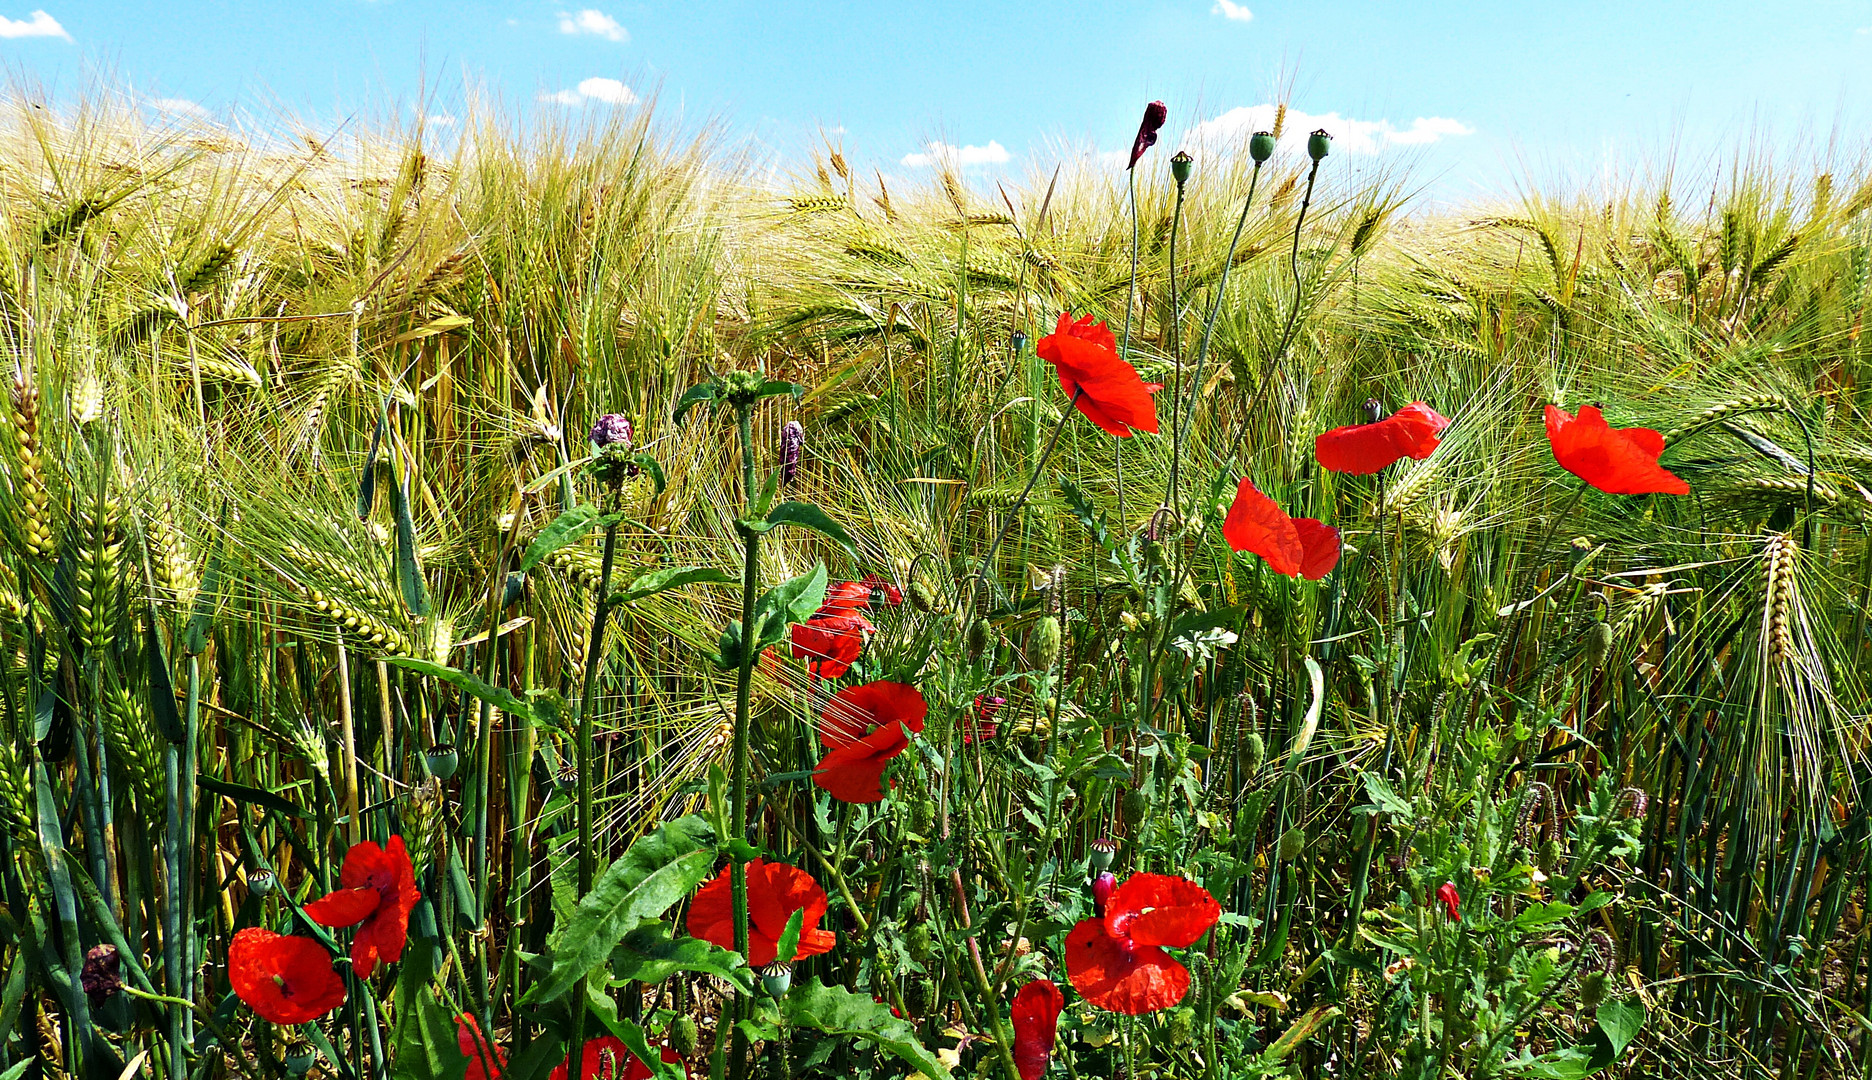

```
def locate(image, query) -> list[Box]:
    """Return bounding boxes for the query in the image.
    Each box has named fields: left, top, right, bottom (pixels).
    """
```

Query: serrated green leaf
left=384, top=656, right=533, bottom=724
left=755, top=379, right=803, bottom=401
left=526, top=816, right=718, bottom=1004
left=608, top=920, right=754, bottom=993
left=520, top=504, right=603, bottom=574
left=1358, top=772, right=1413, bottom=818
left=612, top=567, right=734, bottom=606
left=391, top=941, right=470, bottom=1080
left=753, top=469, right=780, bottom=518
left=763, top=501, right=855, bottom=550
left=782, top=978, right=950, bottom=1077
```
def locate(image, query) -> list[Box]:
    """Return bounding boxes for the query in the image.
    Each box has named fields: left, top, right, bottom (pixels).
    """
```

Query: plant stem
left=977, top=388, right=1082, bottom=585
left=1117, top=167, right=1140, bottom=528
left=1245, top=157, right=1324, bottom=429
left=570, top=488, right=623, bottom=1067
left=1167, top=169, right=1187, bottom=511
left=729, top=404, right=761, bottom=1080
left=1181, top=160, right=1265, bottom=460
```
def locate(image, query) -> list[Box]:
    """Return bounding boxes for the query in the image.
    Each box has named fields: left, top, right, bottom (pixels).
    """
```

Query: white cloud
left=1182, top=104, right=1474, bottom=156
left=0, top=10, right=69, bottom=39
left=558, top=9, right=626, bottom=41
left=901, top=140, right=1012, bottom=169
left=539, top=76, right=637, bottom=107
left=1213, top=0, right=1252, bottom=22
left=150, top=97, right=208, bottom=118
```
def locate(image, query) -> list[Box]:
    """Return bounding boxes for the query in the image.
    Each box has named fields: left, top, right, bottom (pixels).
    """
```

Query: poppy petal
left=1292, top=518, right=1343, bottom=581
left=1105, top=873, right=1221, bottom=949
left=819, top=681, right=928, bottom=748
left=1038, top=315, right=1161, bottom=437
left=457, top=1014, right=507, bottom=1080
left=1314, top=402, right=1450, bottom=475
left=686, top=860, right=836, bottom=967
left=790, top=615, right=866, bottom=680
left=813, top=723, right=912, bottom=804
left=1222, top=479, right=1302, bottom=576
left=1010, top=980, right=1065, bottom=1080
left=548, top=1035, right=688, bottom=1080
left=303, top=886, right=381, bottom=929
left=1064, top=919, right=1190, bottom=1015
left=228, top=927, right=347, bottom=1025
left=1545, top=405, right=1689, bottom=496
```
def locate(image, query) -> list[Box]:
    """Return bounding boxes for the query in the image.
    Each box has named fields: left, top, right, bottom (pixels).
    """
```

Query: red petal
left=812, top=723, right=911, bottom=804
left=1011, top=980, right=1064, bottom=1080
left=1545, top=405, right=1689, bottom=495
left=1104, top=873, right=1220, bottom=949
left=547, top=1036, right=687, bottom=1080
left=1314, top=402, right=1450, bottom=475
left=1065, top=919, right=1190, bottom=1015
left=748, top=861, right=834, bottom=964
left=228, top=928, right=347, bottom=1025
left=1292, top=518, right=1342, bottom=581
left=304, top=886, right=380, bottom=929
left=1222, top=479, right=1301, bottom=575
left=790, top=615, right=866, bottom=680
left=819, top=681, right=927, bottom=748
left=1039, top=319, right=1160, bottom=437
left=457, top=1014, right=507, bottom=1080
left=684, top=866, right=739, bottom=956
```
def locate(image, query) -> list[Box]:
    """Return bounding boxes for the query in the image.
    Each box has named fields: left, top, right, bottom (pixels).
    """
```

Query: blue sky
left=5, top=1, right=1872, bottom=201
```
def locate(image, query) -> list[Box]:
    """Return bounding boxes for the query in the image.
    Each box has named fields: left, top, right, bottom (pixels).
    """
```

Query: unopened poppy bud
left=1539, top=837, right=1563, bottom=872
left=425, top=743, right=460, bottom=780
left=1088, top=836, right=1117, bottom=874
left=1249, top=131, right=1276, bottom=163
left=1165, top=1007, right=1195, bottom=1046
left=1277, top=826, right=1305, bottom=862
left=1578, top=970, right=1608, bottom=1010
left=670, top=1015, right=700, bottom=1058
left=590, top=413, right=633, bottom=449
left=1122, top=788, right=1149, bottom=823
left=1032, top=615, right=1062, bottom=669
left=907, top=579, right=937, bottom=612
left=1128, top=101, right=1168, bottom=170
left=906, top=922, right=935, bottom=961
left=913, top=797, right=937, bottom=835
left=967, top=618, right=991, bottom=658
left=1436, top=881, right=1461, bottom=920
left=760, top=962, right=793, bottom=997
left=780, top=420, right=805, bottom=486
left=1240, top=732, right=1266, bottom=775
left=1170, top=151, right=1193, bottom=187
left=1585, top=621, right=1613, bottom=669
left=1091, top=871, right=1117, bottom=915
left=1307, top=129, right=1332, bottom=162
left=1617, top=786, right=1650, bottom=821
left=247, top=867, right=277, bottom=897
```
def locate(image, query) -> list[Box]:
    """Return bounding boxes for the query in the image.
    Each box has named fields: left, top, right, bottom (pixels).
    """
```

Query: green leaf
left=756, top=379, right=804, bottom=401
left=1283, top=657, right=1325, bottom=778
left=763, top=501, right=855, bottom=551
left=1512, top=902, right=1578, bottom=930
left=385, top=656, right=533, bottom=724
left=673, top=382, right=720, bottom=424
left=525, top=816, right=718, bottom=1004
left=144, top=606, right=185, bottom=744
left=183, top=503, right=228, bottom=656
left=584, top=1010, right=682, bottom=1080
left=782, top=978, right=950, bottom=1077
left=392, top=462, right=431, bottom=617
left=1356, top=772, right=1413, bottom=818
left=1265, top=1005, right=1339, bottom=1061
left=751, top=564, right=829, bottom=651
left=632, top=453, right=666, bottom=496
left=390, top=948, right=469, bottom=1080
left=520, top=504, right=603, bottom=574
left=393, top=314, right=473, bottom=345
left=608, top=919, right=755, bottom=993
left=198, top=775, right=307, bottom=819
left=358, top=399, right=387, bottom=521
left=612, top=567, right=734, bottom=606
left=496, top=1040, right=566, bottom=1080
left=753, top=469, right=780, bottom=518
left=1595, top=997, right=1645, bottom=1058
left=774, top=908, right=805, bottom=966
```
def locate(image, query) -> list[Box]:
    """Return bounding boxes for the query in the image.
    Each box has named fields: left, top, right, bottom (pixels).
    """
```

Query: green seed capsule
left=1122, top=788, right=1149, bottom=823
left=1250, top=131, right=1276, bottom=163
left=1307, top=129, right=1332, bottom=162
left=669, top=1016, right=699, bottom=1058
left=1277, top=826, right=1306, bottom=862
left=425, top=743, right=460, bottom=781
left=1032, top=616, right=1062, bottom=670
left=1170, top=151, right=1193, bottom=187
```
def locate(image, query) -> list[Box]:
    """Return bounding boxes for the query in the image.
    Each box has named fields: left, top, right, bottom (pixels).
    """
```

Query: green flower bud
left=1578, top=970, right=1607, bottom=1011
left=425, top=743, right=460, bottom=781
left=967, top=618, right=991, bottom=659
left=1240, top=731, right=1266, bottom=775
left=906, top=923, right=935, bottom=962
left=1585, top=620, right=1613, bottom=669
left=1122, top=788, right=1149, bottom=824
left=1277, top=826, right=1306, bottom=862
left=908, top=579, right=937, bottom=612
left=1170, top=151, right=1193, bottom=187
left=669, top=1016, right=700, bottom=1059
left=1250, top=131, right=1276, bottom=163
left=1165, top=1007, right=1195, bottom=1046
left=1307, top=129, right=1332, bottom=162
left=1539, top=838, right=1563, bottom=873
left=1032, top=616, right=1062, bottom=670
left=913, top=798, right=937, bottom=835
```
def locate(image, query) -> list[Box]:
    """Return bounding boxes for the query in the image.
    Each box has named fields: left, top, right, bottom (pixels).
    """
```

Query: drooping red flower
left=1222, top=479, right=1340, bottom=581
left=1544, top=404, right=1689, bottom=495
left=1036, top=313, right=1162, bottom=438
left=227, top=927, right=347, bottom=1025
left=1065, top=873, right=1220, bottom=1015
left=303, top=835, right=420, bottom=979
left=1314, top=402, right=1451, bottom=475
left=1010, top=980, right=1065, bottom=1080
left=1291, top=517, right=1344, bottom=580
left=789, top=611, right=871, bottom=679
left=1128, top=101, right=1169, bottom=170
left=813, top=681, right=927, bottom=803
left=548, top=1035, right=687, bottom=1080
left=1436, top=881, right=1461, bottom=921
left=457, top=1014, right=506, bottom=1080
left=686, top=858, right=838, bottom=968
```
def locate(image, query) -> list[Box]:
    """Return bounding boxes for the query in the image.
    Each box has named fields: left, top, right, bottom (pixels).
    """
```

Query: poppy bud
left=590, top=413, right=633, bottom=450
left=1249, top=131, right=1276, bottom=163
left=670, top=1015, right=700, bottom=1058
left=1240, top=731, right=1266, bottom=775
left=780, top=420, right=805, bottom=486
left=1088, top=836, right=1117, bottom=874
left=1585, top=620, right=1613, bottom=669
left=1539, top=838, right=1563, bottom=873
left=1578, top=970, right=1608, bottom=1010
left=1170, top=150, right=1193, bottom=187
left=1032, top=616, right=1062, bottom=670
left=1617, top=786, right=1650, bottom=821
left=1436, top=881, right=1461, bottom=920
left=1307, top=129, right=1332, bottom=162
left=1128, top=101, right=1169, bottom=170
left=906, top=922, right=934, bottom=962
left=1091, top=871, right=1117, bottom=916
left=913, top=798, right=937, bottom=835
left=247, top=867, right=277, bottom=897
left=907, top=579, right=937, bottom=612
left=1122, top=788, right=1149, bottom=824
left=1277, top=826, right=1305, bottom=862
left=761, top=962, right=793, bottom=997
left=967, top=618, right=991, bottom=659
left=425, top=743, right=460, bottom=781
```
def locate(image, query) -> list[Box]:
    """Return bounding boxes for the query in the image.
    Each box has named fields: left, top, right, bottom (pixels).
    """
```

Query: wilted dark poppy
left=1436, top=881, right=1461, bottom=920
left=1036, top=313, right=1162, bottom=438
left=813, top=681, right=927, bottom=803
left=1222, top=479, right=1340, bottom=581
left=227, top=928, right=347, bottom=1025
left=548, top=1035, right=687, bottom=1080
left=1128, top=101, right=1169, bottom=170
left=457, top=1014, right=506, bottom=1080
left=1065, top=873, right=1220, bottom=1014
left=1010, top=980, right=1065, bottom=1080
left=304, top=835, right=420, bottom=978
left=686, top=858, right=838, bottom=967
left=1544, top=404, right=1689, bottom=495
left=1315, top=402, right=1451, bottom=475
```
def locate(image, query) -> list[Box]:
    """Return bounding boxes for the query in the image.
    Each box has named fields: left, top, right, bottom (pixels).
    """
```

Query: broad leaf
left=520, top=505, right=603, bottom=574
left=751, top=564, right=829, bottom=651
left=673, top=382, right=720, bottom=424
left=761, top=501, right=855, bottom=550
left=608, top=919, right=754, bottom=993
left=385, top=657, right=533, bottom=724
left=612, top=567, right=734, bottom=606
left=631, top=454, right=666, bottom=496
left=782, top=978, right=949, bottom=1078
left=526, top=816, right=718, bottom=1004
left=144, top=605, right=184, bottom=744
left=199, top=776, right=307, bottom=820
left=391, top=942, right=470, bottom=1080
left=1356, top=772, right=1413, bottom=818
left=586, top=1006, right=683, bottom=1080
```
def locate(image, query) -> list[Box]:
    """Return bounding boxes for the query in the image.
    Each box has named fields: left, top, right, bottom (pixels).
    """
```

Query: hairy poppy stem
left=977, top=388, right=1082, bottom=585
left=569, top=487, right=622, bottom=1071
left=1117, top=168, right=1140, bottom=527
left=1167, top=164, right=1188, bottom=512
left=728, top=403, right=761, bottom=1080
left=1246, top=156, right=1324, bottom=430
left=1181, top=158, right=1266, bottom=466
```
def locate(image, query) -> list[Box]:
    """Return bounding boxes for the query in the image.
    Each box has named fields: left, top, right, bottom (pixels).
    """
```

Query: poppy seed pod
left=589, top=413, right=633, bottom=450
left=284, top=1038, right=317, bottom=1076
left=1307, top=129, right=1332, bottom=162
left=247, top=866, right=277, bottom=897
left=760, top=962, right=793, bottom=997
left=1249, top=131, right=1276, bottom=163
left=669, top=1015, right=700, bottom=1059
left=780, top=420, right=804, bottom=486
left=1032, top=615, right=1062, bottom=669
left=1091, top=871, right=1117, bottom=915
left=425, top=743, right=460, bottom=781
left=1128, top=101, right=1169, bottom=170
left=1088, top=836, right=1118, bottom=874
left=1011, top=330, right=1028, bottom=354
left=1170, top=151, right=1193, bottom=187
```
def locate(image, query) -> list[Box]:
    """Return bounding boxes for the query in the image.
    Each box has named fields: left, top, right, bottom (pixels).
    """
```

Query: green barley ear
left=148, top=503, right=200, bottom=609
left=9, top=371, right=55, bottom=560
left=75, top=484, right=125, bottom=655
left=104, top=685, right=164, bottom=812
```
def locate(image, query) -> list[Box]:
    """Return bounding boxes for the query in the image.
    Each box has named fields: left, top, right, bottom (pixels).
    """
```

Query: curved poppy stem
left=1182, top=159, right=1265, bottom=470
left=1117, top=168, right=1140, bottom=528
left=1167, top=168, right=1188, bottom=513
left=977, top=388, right=1082, bottom=586
left=1244, top=156, right=1324, bottom=430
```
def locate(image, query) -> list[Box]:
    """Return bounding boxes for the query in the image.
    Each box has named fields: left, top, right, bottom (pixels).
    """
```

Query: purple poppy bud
left=780, top=420, right=804, bottom=485
left=590, top=413, right=633, bottom=449
left=1092, top=871, right=1117, bottom=916
left=1128, top=101, right=1168, bottom=170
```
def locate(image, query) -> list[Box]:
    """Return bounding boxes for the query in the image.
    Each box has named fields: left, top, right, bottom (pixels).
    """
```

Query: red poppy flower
left=227, top=928, right=346, bottom=1025
left=789, top=611, right=870, bottom=679
left=457, top=1014, right=506, bottom=1080
left=304, top=835, right=420, bottom=979
left=1544, top=405, right=1689, bottom=495
left=965, top=695, right=1005, bottom=745
left=860, top=573, right=903, bottom=607
left=1128, top=101, right=1168, bottom=170
left=1436, top=882, right=1461, bottom=921
left=1036, top=313, right=1162, bottom=438
left=1314, top=402, right=1451, bottom=475
left=814, top=681, right=927, bottom=803
left=1291, top=517, right=1343, bottom=580
left=548, top=1036, right=687, bottom=1080
left=1065, top=873, right=1219, bottom=1015
left=1223, top=479, right=1340, bottom=582
left=686, top=858, right=838, bottom=967
left=1010, top=980, right=1065, bottom=1080
left=820, top=580, right=874, bottom=616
